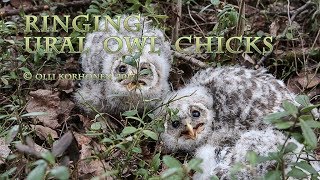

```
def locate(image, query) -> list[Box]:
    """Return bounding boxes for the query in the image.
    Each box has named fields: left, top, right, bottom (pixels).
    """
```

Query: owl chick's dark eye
left=192, top=110, right=200, bottom=117
left=171, top=121, right=180, bottom=128
left=118, top=65, right=127, bottom=73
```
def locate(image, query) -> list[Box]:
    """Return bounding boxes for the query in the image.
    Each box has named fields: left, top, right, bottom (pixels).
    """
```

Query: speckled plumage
left=193, top=128, right=320, bottom=180
left=160, top=66, right=295, bottom=152
left=159, top=66, right=319, bottom=179
left=74, top=15, right=171, bottom=116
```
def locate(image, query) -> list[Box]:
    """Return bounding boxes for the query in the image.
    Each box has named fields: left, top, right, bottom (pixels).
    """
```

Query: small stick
left=172, top=0, right=182, bottom=42
left=174, top=51, right=208, bottom=68
left=291, top=0, right=315, bottom=22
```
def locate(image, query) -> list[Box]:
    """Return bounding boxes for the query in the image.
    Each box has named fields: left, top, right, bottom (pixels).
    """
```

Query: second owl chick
left=160, top=66, right=295, bottom=152
left=74, top=15, right=171, bottom=116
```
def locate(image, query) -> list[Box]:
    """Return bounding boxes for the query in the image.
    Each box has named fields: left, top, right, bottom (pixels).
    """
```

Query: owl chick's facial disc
left=161, top=86, right=215, bottom=152
left=108, top=46, right=167, bottom=94
left=83, top=16, right=171, bottom=96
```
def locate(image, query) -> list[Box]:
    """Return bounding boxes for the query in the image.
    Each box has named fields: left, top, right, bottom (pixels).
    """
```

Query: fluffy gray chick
left=74, top=15, right=171, bottom=116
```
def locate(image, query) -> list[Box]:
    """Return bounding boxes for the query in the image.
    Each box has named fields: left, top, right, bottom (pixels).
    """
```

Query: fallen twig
left=0, top=0, right=92, bottom=17
left=172, top=0, right=182, bottom=42
left=173, top=51, right=208, bottom=68
left=255, top=52, right=273, bottom=69
left=291, top=0, right=315, bottom=22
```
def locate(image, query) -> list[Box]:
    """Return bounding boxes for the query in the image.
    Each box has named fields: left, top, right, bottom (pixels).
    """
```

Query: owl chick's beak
left=182, top=122, right=205, bottom=140
left=186, top=123, right=196, bottom=139
left=126, top=81, right=146, bottom=91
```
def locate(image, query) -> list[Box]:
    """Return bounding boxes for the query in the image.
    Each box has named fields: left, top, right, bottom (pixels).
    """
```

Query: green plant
left=161, top=155, right=203, bottom=180
left=231, top=95, right=320, bottom=179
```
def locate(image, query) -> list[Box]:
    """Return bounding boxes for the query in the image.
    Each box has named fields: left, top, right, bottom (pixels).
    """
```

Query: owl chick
left=74, top=15, right=171, bottom=116
left=194, top=128, right=320, bottom=179
left=160, top=66, right=295, bottom=152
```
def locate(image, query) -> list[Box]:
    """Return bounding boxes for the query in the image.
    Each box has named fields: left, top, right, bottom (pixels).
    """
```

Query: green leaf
left=19, top=66, right=30, bottom=72
left=41, top=151, right=55, bottom=165
left=122, top=110, right=138, bottom=117
left=50, top=166, right=69, bottom=180
left=136, top=168, right=148, bottom=178
left=264, top=170, right=281, bottom=180
left=0, top=115, right=9, bottom=120
left=123, top=55, right=137, bottom=67
left=147, top=113, right=155, bottom=120
left=86, top=8, right=100, bottom=14
left=21, top=112, right=48, bottom=117
left=132, top=52, right=142, bottom=60
left=160, top=167, right=181, bottom=179
left=90, top=122, right=102, bottom=130
left=0, top=167, right=17, bottom=178
left=210, top=175, right=219, bottom=180
left=121, top=126, right=138, bottom=136
left=163, top=155, right=182, bottom=168
left=299, top=115, right=314, bottom=121
left=274, top=121, right=294, bottom=129
left=286, top=32, right=293, bottom=40
left=100, top=138, right=113, bottom=143
left=187, top=158, right=203, bottom=172
left=125, top=116, right=145, bottom=124
left=283, top=142, right=298, bottom=153
left=282, top=100, right=298, bottom=117
left=151, top=153, right=161, bottom=171
left=294, top=161, right=318, bottom=175
left=287, top=167, right=308, bottom=179
left=27, top=162, right=47, bottom=180
left=303, top=120, right=320, bottom=128
left=210, top=0, right=220, bottom=6
left=264, top=111, right=289, bottom=123
left=5, top=125, right=19, bottom=144
left=300, top=119, right=317, bottom=149
left=246, top=151, right=257, bottom=165
left=295, top=95, right=310, bottom=106
left=230, top=163, right=245, bottom=179
left=301, top=104, right=320, bottom=113
left=142, top=130, right=158, bottom=140
left=139, top=69, right=152, bottom=76
left=132, top=147, right=142, bottom=153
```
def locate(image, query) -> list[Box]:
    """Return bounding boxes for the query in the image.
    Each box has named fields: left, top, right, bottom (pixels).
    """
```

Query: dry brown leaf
left=26, top=89, right=60, bottom=129
left=67, top=114, right=92, bottom=129
left=77, top=114, right=92, bottom=129
left=287, top=76, right=302, bottom=94
left=316, top=148, right=320, bottom=160
left=64, top=57, right=80, bottom=71
left=269, top=19, right=280, bottom=37
left=58, top=100, right=75, bottom=121
left=0, top=5, right=14, bottom=14
left=74, top=132, right=91, bottom=146
left=10, top=0, right=32, bottom=8
left=296, top=74, right=320, bottom=89
left=31, top=125, right=58, bottom=140
left=78, top=144, right=112, bottom=178
left=54, top=79, right=75, bottom=94
left=0, top=138, right=11, bottom=165
left=274, top=50, right=284, bottom=55
left=242, top=53, right=255, bottom=64
left=26, top=89, right=74, bottom=129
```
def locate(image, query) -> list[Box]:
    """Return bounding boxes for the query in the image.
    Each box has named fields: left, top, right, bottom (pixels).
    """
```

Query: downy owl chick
left=160, top=66, right=295, bottom=152
left=194, top=128, right=320, bottom=179
left=74, top=15, right=171, bottom=116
